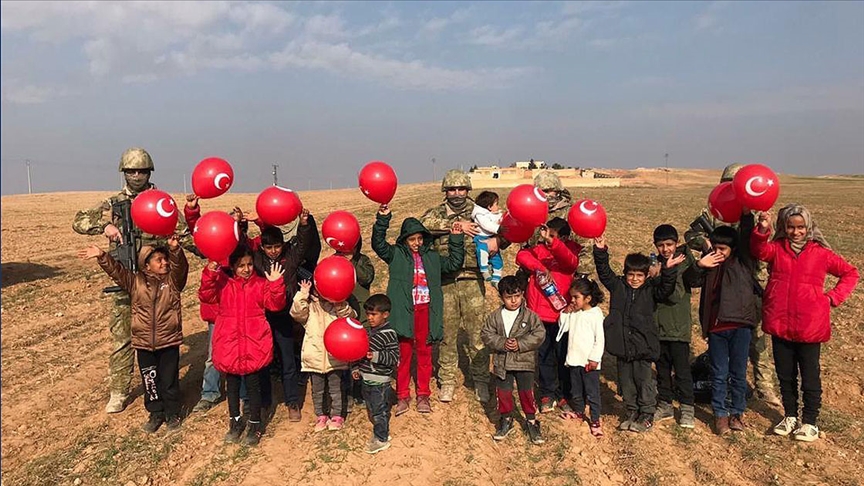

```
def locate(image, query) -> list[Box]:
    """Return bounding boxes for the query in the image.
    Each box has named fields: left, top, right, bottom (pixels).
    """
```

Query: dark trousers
left=617, top=359, right=656, bottom=415
left=537, top=322, right=570, bottom=401
left=240, top=367, right=272, bottom=408
left=496, top=371, right=538, bottom=420
left=136, top=346, right=181, bottom=418
left=228, top=371, right=262, bottom=422
left=271, top=320, right=300, bottom=406
left=656, top=341, right=695, bottom=406
left=362, top=382, right=393, bottom=442
left=772, top=336, right=822, bottom=425
left=569, top=366, right=602, bottom=422
left=708, top=327, right=751, bottom=417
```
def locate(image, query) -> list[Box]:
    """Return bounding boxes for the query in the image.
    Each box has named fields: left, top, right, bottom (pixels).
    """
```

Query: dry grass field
left=2, top=170, right=863, bottom=486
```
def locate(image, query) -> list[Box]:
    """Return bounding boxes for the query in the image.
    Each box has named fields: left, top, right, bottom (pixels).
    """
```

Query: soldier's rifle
left=103, top=199, right=140, bottom=293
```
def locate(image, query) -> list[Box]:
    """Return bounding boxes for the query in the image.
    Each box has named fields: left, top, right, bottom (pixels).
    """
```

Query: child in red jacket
left=752, top=204, right=859, bottom=442
left=199, top=246, right=286, bottom=446
left=515, top=217, right=580, bottom=414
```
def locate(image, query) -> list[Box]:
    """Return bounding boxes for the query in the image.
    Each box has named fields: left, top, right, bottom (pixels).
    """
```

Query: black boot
left=245, top=420, right=262, bottom=446
left=493, top=416, right=515, bottom=441
left=142, top=413, right=165, bottom=434
left=224, top=417, right=245, bottom=444
left=526, top=419, right=545, bottom=445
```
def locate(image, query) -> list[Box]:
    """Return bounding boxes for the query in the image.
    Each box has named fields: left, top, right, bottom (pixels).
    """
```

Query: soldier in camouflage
left=684, top=163, right=781, bottom=407
left=73, top=148, right=192, bottom=413
left=419, top=169, right=491, bottom=403
left=532, top=171, right=593, bottom=276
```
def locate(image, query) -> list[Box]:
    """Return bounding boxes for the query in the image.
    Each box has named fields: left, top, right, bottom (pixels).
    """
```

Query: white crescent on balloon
left=533, top=187, right=548, bottom=202
left=233, top=221, right=240, bottom=242
left=580, top=200, right=598, bottom=216
left=214, top=173, right=231, bottom=190
left=156, top=198, right=176, bottom=218
left=745, top=177, right=769, bottom=197
left=346, top=317, right=364, bottom=330
left=325, top=237, right=340, bottom=248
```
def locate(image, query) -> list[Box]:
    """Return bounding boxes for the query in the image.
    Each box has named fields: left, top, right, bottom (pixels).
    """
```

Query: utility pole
left=664, top=153, right=669, bottom=186
left=431, top=157, right=436, bottom=182
left=26, top=159, right=32, bottom=194
left=272, top=164, right=279, bottom=186
left=183, top=173, right=188, bottom=194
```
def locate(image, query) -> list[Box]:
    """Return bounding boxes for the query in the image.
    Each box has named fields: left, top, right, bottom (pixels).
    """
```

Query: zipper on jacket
left=151, top=280, right=161, bottom=351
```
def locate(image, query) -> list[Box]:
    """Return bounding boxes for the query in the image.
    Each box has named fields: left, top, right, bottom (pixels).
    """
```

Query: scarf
left=773, top=203, right=831, bottom=253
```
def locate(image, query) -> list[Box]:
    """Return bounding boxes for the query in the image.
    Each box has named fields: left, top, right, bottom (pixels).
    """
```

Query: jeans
left=270, top=318, right=300, bottom=406
left=200, top=322, right=222, bottom=403
left=537, top=322, right=570, bottom=401
left=397, top=304, right=433, bottom=399
left=137, top=346, right=181, bottom=417
left=617, top=359, right=656, bottom=415
left=772, top=337, right=822, bottom=425
left=362, top=382, right=393, bottom=442
left=656, top=341, right=695, bottom=406
left=474, top=235, right=503, bottom=283
left=496, top=371, right=537, bottom=420
left=570, top=366, right=602, bottom=422
left=708, top=327, right=752, bottom=417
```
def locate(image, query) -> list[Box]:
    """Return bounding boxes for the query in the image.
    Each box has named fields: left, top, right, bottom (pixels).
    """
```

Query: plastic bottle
left=535, top=270, right=568, bottom=311
left=650, top=253, right=659, bottom=267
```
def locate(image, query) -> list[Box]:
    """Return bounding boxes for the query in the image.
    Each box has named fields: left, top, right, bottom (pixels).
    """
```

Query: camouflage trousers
left=437, top=278, right=490, bottom=389
left=108, top=292, right=135, bottom=395
left=750, top=325, right=777, bottom=393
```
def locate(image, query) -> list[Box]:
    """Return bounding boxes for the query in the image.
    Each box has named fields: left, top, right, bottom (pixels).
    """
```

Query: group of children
left=81, top=187, right=858, bottom=451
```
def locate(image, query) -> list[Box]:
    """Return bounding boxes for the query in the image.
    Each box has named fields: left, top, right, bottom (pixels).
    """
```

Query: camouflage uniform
left=420, top=171, right=489, bottom=396
left=530, top=171, right=593, bottom=275
left=684, top=164, right=778, bottom=400
left=73, top=150, right=191, bottom=400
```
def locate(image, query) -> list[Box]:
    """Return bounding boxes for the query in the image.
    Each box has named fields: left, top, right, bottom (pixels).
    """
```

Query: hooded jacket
left=480, top=304, right=546, bottom=380
left=371, top=212, right=465, bottom=342
left=98, top=245, right=188, bottom=351
left=290, top=290, right=356, bottom=373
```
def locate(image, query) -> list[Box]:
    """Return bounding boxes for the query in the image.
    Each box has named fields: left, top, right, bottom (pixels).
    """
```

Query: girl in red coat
left=752, top=204, right=859, bottom=442
left=199, top=246, right=286, bottom=446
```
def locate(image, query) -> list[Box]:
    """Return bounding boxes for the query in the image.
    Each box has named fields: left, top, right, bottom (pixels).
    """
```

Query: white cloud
left=464, top=15, right=584, bottom=50
left=466, top=25, right=524, bottom=47
left=420, top=8, right=471, bottom=37
left=1, top=81, right=69, bottom=104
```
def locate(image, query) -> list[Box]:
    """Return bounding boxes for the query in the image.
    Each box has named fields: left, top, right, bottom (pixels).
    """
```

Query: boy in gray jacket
left=481, top=276, right=546, bottom=444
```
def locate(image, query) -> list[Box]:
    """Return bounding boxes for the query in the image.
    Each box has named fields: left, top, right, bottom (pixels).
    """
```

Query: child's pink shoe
left=314, top=415, right=328, bottom=433
left=590, top=420, right=604, bottom=437
left=327, top=416, right=345, bottom=431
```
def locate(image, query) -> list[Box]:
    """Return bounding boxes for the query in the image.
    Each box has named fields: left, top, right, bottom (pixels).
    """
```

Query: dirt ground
left=2, top=170, right=863, bottom=486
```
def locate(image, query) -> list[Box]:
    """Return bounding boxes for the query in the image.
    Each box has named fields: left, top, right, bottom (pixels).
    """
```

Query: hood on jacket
left=396, top=217, right=433, bottom=252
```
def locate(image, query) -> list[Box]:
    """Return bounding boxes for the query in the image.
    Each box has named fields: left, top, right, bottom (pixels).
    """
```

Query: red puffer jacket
left=751, top=229, right=859, bottom=343
left=199, top=267, right=286, bottom=375
left=516, top=238, right=581, bottom=323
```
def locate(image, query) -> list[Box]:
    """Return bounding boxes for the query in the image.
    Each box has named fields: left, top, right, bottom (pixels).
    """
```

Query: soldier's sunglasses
left=124, top=169, right=151, bottom=175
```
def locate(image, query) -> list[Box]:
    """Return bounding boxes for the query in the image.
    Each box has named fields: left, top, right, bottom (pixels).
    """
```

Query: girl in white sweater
left=557, top=278, right=606, bottom=436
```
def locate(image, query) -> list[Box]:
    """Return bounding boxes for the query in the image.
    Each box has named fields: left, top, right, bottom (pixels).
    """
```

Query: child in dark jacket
left=651, top=224, right=697, bottom=429
left=372, top=204, right=464, bottom=415
left=593, top=234, right=684, bottom=433
left=752, top=204, right=859, bottom=441
left=683, top=213, right=761, bottom=436
left=480, top=276, right=546, bottom=444
left=351, top=294, right=400, bottom=454
left=80, top=236, right=188, bottom=433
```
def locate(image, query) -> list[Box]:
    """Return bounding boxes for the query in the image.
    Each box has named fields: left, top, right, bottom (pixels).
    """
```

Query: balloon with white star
left=732, top=164, right=780, bottom=211
left=321, top=210, right=361, bottom=253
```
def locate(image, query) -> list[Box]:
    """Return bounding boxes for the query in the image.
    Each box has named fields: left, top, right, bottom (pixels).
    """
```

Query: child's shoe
left=560, top=410, right=585, bottom=421
left=679, top=404, right=695, bottom=429
left=629, top=414, right=653, bottom=433
left=287, top=404, right=302, bottom=423
left=244, top=420, right=262, bottom=446
left=714, top=416, right=731, bottom=436
left=654, top=401, right=675, bottom=423
left=165, top=414, right=182, bottom=433
left=618, top=411, right=638, bottom=431
left=589, top=420, right=604, bottom=437
left=141, top=413, right=165, bottom=434
left=416, top=396, right=432, bottom=413
left=395, top=399, right=410, bottom=416
left=793, top=423, right=819, bottom=442
left=539, top=397, right=555, bottom=414
left=313, top=415, right=329, bottom=433
left=729, top=414, right=745, bottom=431
left=557, top=399, right=574, bottom=415
left=526, top=420, right=545, bottom=445
left=224, top=417, right=245, bottom=443
left=327, top=416, right=345, bottom=431
left=365, top=438, right=391, bottom=454
left=493, top=417, right=515, bottom=440
left=773, top=416, right=799, bottom=436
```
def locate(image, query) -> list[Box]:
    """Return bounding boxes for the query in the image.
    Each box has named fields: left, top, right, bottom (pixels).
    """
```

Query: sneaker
left=287, top=404, right=302, bottom=423
left=629, top=414, right=653, bottom=433
left=365, top=438, right=392, bottom=454
left=475, top=385, right=491, bottom=403
left=755, top=388, right=782, bottom=407
left=141, top=413, right=165, bottom=434
left=773, top=416, right=799, bottom=437
left=245, top=420, right=262, bottom=446
left=618, top=411, right=639, bottom=431
left=539, top=397, right=555, bottom=414
left=354, top=397, right=365, bottom=407
left=439, top=384, right=455, bottom=403
left=395, top=399, right=410, bottom=416
left=679, top=404, right=695, bottom=429
left=589, top=420, right=604, bottom=437
left=327, top=416, right=345, bottom=431
left=224, top=417, right=245, bottom=443
left=105, top=393, right=129, bottom=414
left=557, top=399, right=574, bottom=414
left=493, top=416, right=515, bottom=441
left=526, top=420, right=545, bottom=444
left=165, top=415, right=182, bottom=432
left=416, top=396, right=432, bottom=413
left=313, top=415, right=329, bottom=433
left=793, top=423, right=819, bottom=442
left=654, top=401, right=675, bottom=423
left=193, top=398, right=218, bottom=413
left=729, top=414, right=745, bottom=431
left=714, top=416, right=731, bottom=436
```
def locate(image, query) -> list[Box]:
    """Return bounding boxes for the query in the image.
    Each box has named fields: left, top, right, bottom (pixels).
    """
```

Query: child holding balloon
left=752, top=205, right=859, bottom=441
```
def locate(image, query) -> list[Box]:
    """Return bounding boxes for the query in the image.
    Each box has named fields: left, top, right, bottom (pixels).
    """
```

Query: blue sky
left=1, top=1, right=863, bottom=195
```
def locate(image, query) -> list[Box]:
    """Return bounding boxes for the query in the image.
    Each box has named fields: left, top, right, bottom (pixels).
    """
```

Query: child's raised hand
left=231, top=207, right=244, bottom=223
left=593, top=235, right=607, bottom=249
left=167, top=235, right=180, bottom=249
left=378, top=203, right=391, bottom=215
left=757, top=211, right=772, bottom=234
left=539, top=225, right=554, bottom=244
left=266, top=261, right=285, bottom=282
left=78, top=245, right=104, bottom=260
left=299, top=208, right=310, bottom=226
left=207, top=260, right=221, bottom=271
left=185, top=193, right=199, bottom=209
left=298, top=279, right=312, bottom=295
left=666, top=252, right=686, bottom=269
left=697, top=251, right=725, bottom=269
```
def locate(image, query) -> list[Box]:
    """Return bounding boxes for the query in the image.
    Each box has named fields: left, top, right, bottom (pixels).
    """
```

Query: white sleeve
left=474, top=211, right=501, bottom=235
left=556, top=312, right=571, bottom=341
left=587, top=311, right=605, bottom=363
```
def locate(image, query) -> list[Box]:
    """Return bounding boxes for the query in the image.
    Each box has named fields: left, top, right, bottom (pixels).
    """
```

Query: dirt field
left=2, top=170, right=863, bottom=486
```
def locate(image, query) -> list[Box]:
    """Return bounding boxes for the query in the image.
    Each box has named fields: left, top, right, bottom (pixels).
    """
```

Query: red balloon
left=313, top=256, right=357, bottom=303
left=732, top=164, right=780, bottom=211
left=256, top=186, right=302, bottom=226
left=358, top=161, right=398, bottom=204
left=324, top=317, right=369, bottom=362
left=506, top=184, right=548, bottom=227
left=708, top=182, right=744, bottom=224
left=322, top=210, right=361, bottom=253
left=567, top=199, right=608, bottom=238
left=193, top=211, right=239, bottom=262
left=499, top=212, right=537, bottom=243
left=192, top=157, right=234, bottom=199
left=130, top=189, right=179, bottom=236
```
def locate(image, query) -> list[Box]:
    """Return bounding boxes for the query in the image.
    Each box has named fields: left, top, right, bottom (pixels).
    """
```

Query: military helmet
left=118, top=147, right=154, bottom=172
left=720, top=163, right=744, bottom=182
left=441, top=169, right=472, bottom=191
left=533, top=170, right=563, bottom=191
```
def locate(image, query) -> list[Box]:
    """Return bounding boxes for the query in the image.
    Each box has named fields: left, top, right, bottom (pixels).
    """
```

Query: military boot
left=105, top=393, right=129, bottom=414
left=654, top=401, right=675, bottom=423
left=439, top=384, right=455, bottom=403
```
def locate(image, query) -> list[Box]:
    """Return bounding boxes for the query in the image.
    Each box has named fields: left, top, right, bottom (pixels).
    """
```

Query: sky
left=1, top=1, right=863, bottom=195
